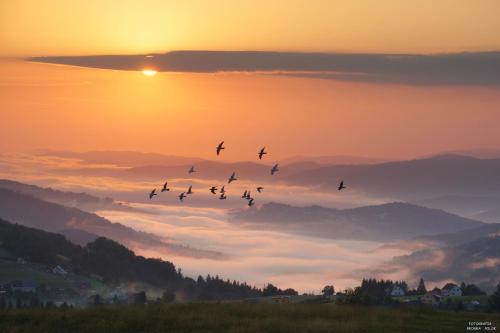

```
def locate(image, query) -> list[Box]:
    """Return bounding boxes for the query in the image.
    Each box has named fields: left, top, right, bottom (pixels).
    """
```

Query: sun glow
left=142, top=69, right=157, bottom=76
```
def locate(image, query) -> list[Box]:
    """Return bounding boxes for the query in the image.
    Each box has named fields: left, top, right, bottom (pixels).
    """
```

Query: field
left=0, top=303, right=499, bottom=333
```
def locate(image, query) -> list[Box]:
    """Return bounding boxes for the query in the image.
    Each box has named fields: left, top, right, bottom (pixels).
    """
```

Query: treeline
left=0, top=218, right=295, bottom=301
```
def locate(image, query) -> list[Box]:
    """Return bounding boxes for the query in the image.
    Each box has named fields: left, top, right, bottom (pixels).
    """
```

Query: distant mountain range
left=0, top=188, right=223, bottom=259
left=231, top=201, right=484, bottom=242
left=412, top=195, right=500, bottom=222
left=0, top=179, right=139, bottom=213
left=284, top=154, right=500, bottom=200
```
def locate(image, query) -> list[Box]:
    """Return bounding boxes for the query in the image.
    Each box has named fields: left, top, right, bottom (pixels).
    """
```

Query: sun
left=142, top=69, right=157, bottom=76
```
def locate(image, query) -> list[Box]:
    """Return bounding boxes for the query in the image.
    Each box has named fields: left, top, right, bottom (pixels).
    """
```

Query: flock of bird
left=148, top=141, right=346, bottom=207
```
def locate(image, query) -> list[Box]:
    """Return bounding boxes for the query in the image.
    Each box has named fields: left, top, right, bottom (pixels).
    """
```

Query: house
left=10, top=280, right=38, bottom=293
left=52, top=265, right=68, bottom=276
left=421, top=291, right=442, bottom=306
left=388, top=285, right=405, bottom=297
left=441, top=283, right=462, bottom=297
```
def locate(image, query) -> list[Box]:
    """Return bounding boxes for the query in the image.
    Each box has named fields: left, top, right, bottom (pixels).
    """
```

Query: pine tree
left=417, top=278, right=427, bottom=295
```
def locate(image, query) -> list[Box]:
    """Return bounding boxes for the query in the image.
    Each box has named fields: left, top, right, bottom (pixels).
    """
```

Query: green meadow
left=0, top=303, right=498, bottom=333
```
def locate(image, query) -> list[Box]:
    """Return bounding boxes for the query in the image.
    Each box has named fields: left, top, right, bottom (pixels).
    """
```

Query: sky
left=1, top=1, right=500, bottom=160
left=2, top=0, right=500, bottom=57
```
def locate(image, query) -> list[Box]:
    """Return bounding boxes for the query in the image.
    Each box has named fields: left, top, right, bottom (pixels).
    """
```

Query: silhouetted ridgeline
left=0, top=187, right=223, bottom=259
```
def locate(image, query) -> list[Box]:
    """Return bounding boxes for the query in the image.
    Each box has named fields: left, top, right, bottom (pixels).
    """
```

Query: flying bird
left=149, top=189, right=157, bottom=199
left=179, top=192, right=187, bottom=201
left=271, top=163, right=279, bottom=175
left=161, top=182, right=170, bottom=192
left=187, top=185, right=193, bottom=195
left=338, top=180, right=346, bottom=191
left=188, top=166, right=196, bottom=174
left=242, top=190, right=248, bottom=199
left=248, top=198, right=255, bottom=207
left=216, top=141, right=225, bottom=156
left=219, top=193, right=227, bottom=200
left=220, top=185, right=226, bottom=194
left=228, top=172, right=237, bottom=184
left=210, top=186, right=218, bottom=194
left=256, top=186, right=264, bottom=193
left=258, top=147, right=267, bottom=160
left=245, top=191, right=251, bottom=200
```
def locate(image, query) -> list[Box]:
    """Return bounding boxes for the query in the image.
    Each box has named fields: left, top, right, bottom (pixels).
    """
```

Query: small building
left=52, top=265, right=68, bottom=276
left=441, top=283, right=462, bottom=297
left=421, top=291, right=442, bottom=306
left=388, top=285, right=405, bottom=297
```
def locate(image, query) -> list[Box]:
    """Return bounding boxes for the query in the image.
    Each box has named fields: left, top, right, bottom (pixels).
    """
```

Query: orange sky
left=1, top=1, right=500, bottom=160
left=2, top=0, right=500, bottom=57
left=1, top=59, right=500, bottom=160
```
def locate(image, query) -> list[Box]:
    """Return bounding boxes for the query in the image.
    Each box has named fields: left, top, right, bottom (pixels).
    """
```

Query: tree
left=417, top=278, right=427, bottom=295
left=489, top=282, right=500, bottom=312
left=283, top=288, right=298, bottom=296
left=461, top=283, right=486, bottom=296
left=263, top=284, right=280, bottom=297
left=322, top=285, right=335, bottom=296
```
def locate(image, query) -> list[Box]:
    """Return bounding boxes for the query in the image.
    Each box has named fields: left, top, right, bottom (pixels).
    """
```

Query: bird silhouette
left=210, top=186, right=218, bottom=194
left=338, top=180, right=346, bottom=191
left=242, top=190, right=248, bottom=198
left=245, top=191, right=251, bottom=200
left=188, top=166, right=196, bottom=174
left=216, top=141, right=225, bottom=156
left=187, top=185, right=193, bottom=195
left=220, top=185, right=226, bottom=194
left=256, top=186, right=264, bottom=193
left=258, top=147, right=267, bottom=160
left=228, top=172, right=237, bottom=184
left=219, top=193, right=227, bottom=200
left=179, top=192, right=187, bottom=201
left=149, top=189, right=157, bottom=199
left=248, top=198, right=255, bottom=206
left=161, top=182, right=170, bottom=192
left=271, top=163, right=279, bottom=175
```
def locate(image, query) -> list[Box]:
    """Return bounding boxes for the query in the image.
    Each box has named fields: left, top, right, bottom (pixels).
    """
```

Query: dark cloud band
left=29, top=50, right=500, bottom=85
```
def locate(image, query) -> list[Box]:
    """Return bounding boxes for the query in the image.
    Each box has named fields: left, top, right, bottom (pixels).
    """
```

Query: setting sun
left=142, top=69, right=157, bottom=76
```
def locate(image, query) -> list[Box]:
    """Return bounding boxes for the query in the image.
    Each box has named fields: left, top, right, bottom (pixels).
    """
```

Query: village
left=0, top=256, right=490, bottom=311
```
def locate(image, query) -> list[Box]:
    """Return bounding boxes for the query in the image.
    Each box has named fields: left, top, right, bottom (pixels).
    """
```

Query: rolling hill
left=0, top=188, right=222, bottom=259
left=231, top=201, right=484, bottom=242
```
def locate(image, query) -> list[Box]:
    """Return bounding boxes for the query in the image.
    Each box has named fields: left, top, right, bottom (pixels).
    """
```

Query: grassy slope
left=0, top=303, right=498, bottom=333
left=0, top=259, right=104, bottom=291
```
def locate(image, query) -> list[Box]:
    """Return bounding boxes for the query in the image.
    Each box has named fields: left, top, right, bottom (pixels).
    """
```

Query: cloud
left=29, top=50, right=500, bottom=85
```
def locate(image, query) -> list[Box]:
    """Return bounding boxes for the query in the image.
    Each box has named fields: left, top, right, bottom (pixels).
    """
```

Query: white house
left=52, top=265, right=68, bottom=276
left=441, top=283, right=462, bottom=297
left=389, top=285, right=405, bottom=297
